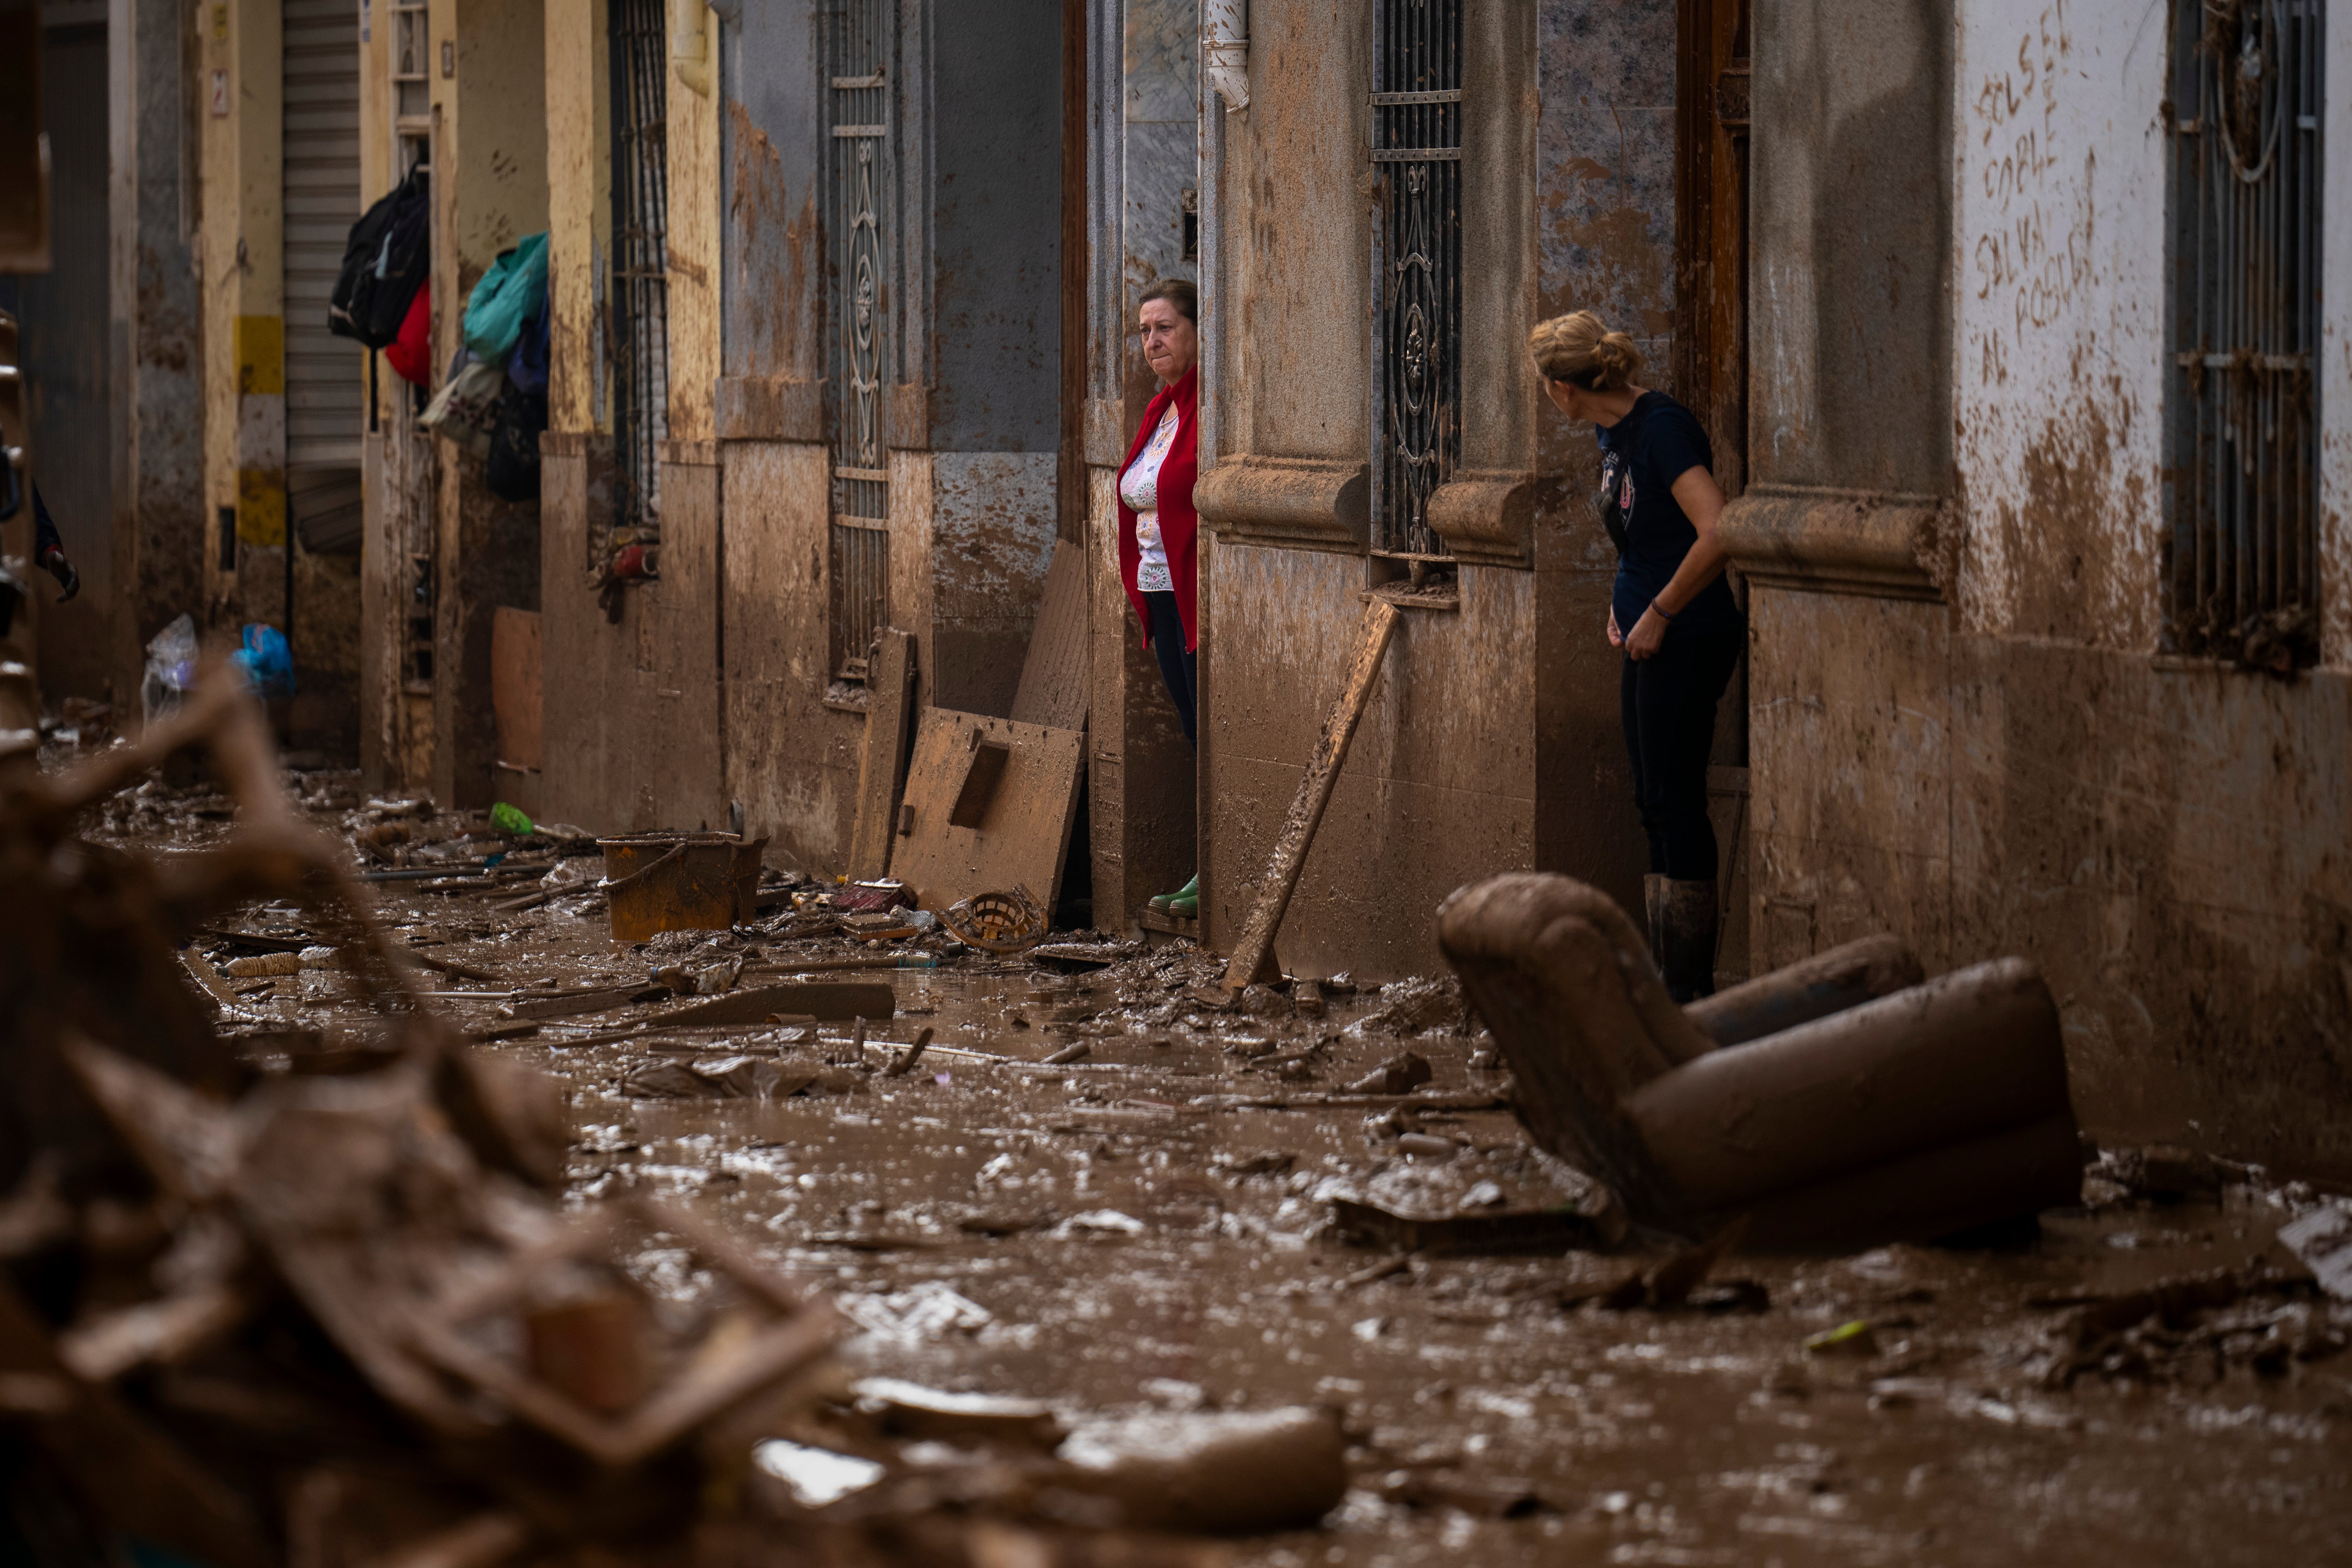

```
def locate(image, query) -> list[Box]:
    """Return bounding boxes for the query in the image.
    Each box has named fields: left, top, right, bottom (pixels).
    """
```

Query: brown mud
left=74, top=758, right=2352, bottom=1565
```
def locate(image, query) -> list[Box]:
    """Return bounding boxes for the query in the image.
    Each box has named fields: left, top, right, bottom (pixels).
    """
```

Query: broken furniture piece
left=889, top=710, right=1085, bottom=917
left=1437, top=874, right=2083, bottom=1251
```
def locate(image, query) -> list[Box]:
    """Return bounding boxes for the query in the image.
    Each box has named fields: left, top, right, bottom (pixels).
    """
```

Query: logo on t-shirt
left=1602, top=452, right=1635, bottom=519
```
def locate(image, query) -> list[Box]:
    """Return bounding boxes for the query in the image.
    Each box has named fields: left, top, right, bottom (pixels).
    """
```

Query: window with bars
left=827, top=0, right=894, bottom=682
left=1371, top=0, right=1463, bottom=560
left=610, top=0, right=669, bottom=558
left=2167, top=0, right=2323, bottom=668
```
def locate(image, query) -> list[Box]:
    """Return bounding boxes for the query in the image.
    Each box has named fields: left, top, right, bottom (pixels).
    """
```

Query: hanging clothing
left=1116, top=365, right=1199, bottom=652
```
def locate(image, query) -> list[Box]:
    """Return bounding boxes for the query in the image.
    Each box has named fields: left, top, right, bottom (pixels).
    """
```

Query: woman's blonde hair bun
left=1528, top=310, right=1643, bottom=392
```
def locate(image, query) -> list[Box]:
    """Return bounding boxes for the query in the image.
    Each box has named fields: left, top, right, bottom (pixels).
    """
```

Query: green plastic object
left=896, top=954, right=938, bottom=969
left=462, top=232, right=550, bottom=363
left=491, top=802, right=535, bottom=836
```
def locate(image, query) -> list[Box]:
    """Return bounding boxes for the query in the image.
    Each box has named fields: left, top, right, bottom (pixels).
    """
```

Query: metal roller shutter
left=282, top=0, right=362, bottom=476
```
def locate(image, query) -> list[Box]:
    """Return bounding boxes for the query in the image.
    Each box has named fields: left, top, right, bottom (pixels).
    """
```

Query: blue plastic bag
left=462, top=232, right=550, bottom=363
left=231, top=623, right=297, bottom=698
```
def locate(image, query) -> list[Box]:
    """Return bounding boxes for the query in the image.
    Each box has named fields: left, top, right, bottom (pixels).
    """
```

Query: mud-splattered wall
left=1730, top=0, right=2352, bottom=1178
left=922, top=0, right=1063, bottom=719
left=1195, top=0, right=1673, bottom=979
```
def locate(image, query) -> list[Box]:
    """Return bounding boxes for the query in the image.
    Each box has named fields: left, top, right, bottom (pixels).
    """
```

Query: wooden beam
left=847, top=627, right=917, bottom=878
left=1221, top=599, right=1400, bottom=992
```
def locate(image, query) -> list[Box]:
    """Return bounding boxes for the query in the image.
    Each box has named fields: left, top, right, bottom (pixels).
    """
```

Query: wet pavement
left=77, top=761, right=2352, bottom=1564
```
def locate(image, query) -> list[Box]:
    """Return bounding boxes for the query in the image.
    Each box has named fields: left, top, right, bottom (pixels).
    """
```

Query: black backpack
left=328, top=167, right=432, bottom=348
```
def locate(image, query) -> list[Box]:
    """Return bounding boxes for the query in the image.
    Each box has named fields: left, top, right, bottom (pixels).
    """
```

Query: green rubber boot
left=1150, top=873, right=1199, bottom=917
left=1165, top=874, right=1200, bottom=919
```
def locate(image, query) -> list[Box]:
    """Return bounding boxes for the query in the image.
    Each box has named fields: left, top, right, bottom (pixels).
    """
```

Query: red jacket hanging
left=1115, top=365, right=1199, bottom=653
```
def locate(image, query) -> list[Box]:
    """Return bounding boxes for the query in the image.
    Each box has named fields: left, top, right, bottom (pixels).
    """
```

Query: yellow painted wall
left=664, top=0, right=718, bottom=442
left=547, top=0, right=610, bottom=436
left=200, top=0, right=288, bottom=564
left=431, top=0, right=552, bottom=370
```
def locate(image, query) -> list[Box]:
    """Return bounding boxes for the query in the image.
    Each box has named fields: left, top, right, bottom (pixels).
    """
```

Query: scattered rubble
left=17, top=688, right=2352, bottom=1562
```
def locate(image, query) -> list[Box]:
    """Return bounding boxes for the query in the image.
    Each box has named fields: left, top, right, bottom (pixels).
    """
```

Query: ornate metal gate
left=828, top=0, right=893, bottom=682
left=1371, top=0, right=1463, bottom=559
left=610, top=0, right=669, bottom=549
left=2167, top=0, right=2324, bottom=667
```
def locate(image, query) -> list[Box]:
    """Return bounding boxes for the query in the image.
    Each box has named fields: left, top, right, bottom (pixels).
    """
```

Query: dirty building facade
left=518, top=0, right=1720, bottom=972
left=1721, top=0, right=2352, bottom=1180
left=12, top=0, right=2352, bottom=1183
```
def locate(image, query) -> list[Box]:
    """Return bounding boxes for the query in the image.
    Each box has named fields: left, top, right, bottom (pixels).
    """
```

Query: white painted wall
left=1951, top=0, right=2168, bottom=648
left=1954, top=0, right=2350, bottom=668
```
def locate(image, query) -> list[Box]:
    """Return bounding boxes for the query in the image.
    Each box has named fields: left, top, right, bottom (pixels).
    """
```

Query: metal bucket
left=598, top=833, right=768, bottom=942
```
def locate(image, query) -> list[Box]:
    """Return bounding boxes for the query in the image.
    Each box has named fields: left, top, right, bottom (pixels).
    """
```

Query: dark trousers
left=1144, top=590, right=1198, bottom=748
left=1621, top=626, right=1741, bottom=880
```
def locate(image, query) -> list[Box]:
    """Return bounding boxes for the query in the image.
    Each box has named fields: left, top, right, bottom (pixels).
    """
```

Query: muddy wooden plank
left=654, top=982, right=896, bottom=1026
left=890, top=710, right=1086, bottom=916
left=1222, top=599, right=1400, bottom=991
left=849, top=627, right=917, bottom=879
left=1009, top=538, right=1089, bottom=732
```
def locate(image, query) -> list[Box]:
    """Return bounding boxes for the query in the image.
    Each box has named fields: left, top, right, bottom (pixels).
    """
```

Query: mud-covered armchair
left=1437, top=874, right=2083, bottom=1251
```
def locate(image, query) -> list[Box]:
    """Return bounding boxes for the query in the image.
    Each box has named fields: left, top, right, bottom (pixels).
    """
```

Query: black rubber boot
left=1656, top=878, right=1719, bottom=1003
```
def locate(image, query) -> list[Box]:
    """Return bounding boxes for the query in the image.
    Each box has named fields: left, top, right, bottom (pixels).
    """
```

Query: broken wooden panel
left=1009, top=537, right=1088, bottom=732
left=490, top=607, right=544, bottom=771
left=848, top=627, right=917, bottom=879
left=889, top=710, right=1086, bottom=917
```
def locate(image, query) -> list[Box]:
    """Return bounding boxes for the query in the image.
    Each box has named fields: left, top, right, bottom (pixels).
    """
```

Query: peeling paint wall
left=1739, top=0, right=2352, bottom=1178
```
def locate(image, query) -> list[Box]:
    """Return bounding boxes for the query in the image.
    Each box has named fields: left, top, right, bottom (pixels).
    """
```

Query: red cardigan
left=1115, top=366, right=1199, bottom=652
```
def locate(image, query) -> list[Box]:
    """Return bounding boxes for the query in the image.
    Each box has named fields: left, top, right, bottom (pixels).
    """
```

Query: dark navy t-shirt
left=1597, top=391, right=1739, bottom=639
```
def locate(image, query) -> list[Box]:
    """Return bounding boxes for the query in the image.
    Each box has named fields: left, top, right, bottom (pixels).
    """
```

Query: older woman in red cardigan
left=1118, top=278, right=1200, bottom=919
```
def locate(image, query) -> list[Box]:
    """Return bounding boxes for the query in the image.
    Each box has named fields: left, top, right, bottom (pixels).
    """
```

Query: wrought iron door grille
left=828, top=0, right=893, bottom=679
left=610, top=0, right=669, bottom=548
left=1371, top=0, right=1463, bottom=559
left=2167, top=0, right=2323, bottom=666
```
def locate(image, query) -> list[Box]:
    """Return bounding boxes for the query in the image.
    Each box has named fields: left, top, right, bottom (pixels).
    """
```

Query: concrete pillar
left=426, top=0, right=547, bottom=811
left=195, top=0, right=286, bottom=645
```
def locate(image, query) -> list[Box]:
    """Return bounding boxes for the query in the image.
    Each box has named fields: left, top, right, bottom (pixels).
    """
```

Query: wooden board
left=1008, top=538, right=1089, bottom=732
left=490, top=607, right=543, bottom=770
left=889, top=710, right=1087, bottom=916
left=1223, top=599, right=1400, bottom=991
left=656, top=982, right=897, bottom=1026
left=847, top=627, right=917, bottom=879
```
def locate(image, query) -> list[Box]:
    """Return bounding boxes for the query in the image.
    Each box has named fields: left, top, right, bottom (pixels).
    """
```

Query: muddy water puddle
left=87, top=770, right=2352, bottom=1564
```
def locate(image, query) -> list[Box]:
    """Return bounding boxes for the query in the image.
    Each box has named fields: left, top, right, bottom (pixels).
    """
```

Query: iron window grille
left=610, top=0, right=670, bottom=557
left=2167, top=0, right=2323, bottom=667
left=827, top=0, right=893, bottom=683
left=1371, top=0, right=1463, bottom=561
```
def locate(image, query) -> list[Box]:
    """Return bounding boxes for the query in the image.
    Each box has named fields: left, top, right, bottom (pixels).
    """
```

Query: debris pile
left=0, top=671, right=1339, bottom=1566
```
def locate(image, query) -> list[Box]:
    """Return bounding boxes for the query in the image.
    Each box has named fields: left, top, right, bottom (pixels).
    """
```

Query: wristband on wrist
left=1650, top=599, right=1675, bottom=622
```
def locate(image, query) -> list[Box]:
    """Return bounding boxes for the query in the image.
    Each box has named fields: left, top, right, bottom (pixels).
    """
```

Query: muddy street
left=74, top=761, right=2351, bottom=1566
